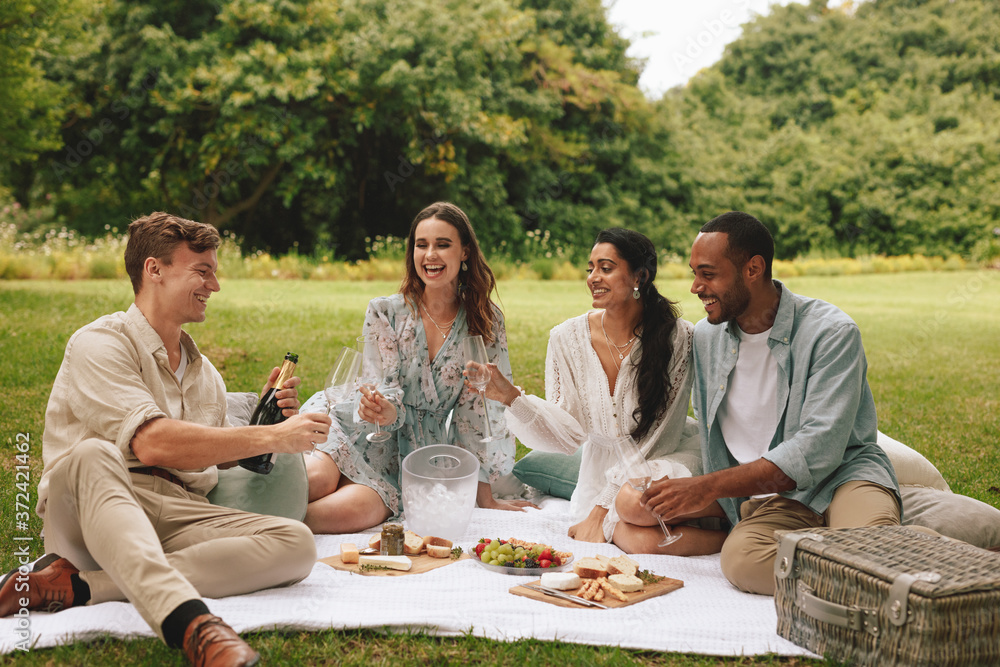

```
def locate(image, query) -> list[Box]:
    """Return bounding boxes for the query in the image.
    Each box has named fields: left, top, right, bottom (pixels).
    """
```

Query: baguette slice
left=426, top=544, right=452, bottom=558
left=572, top=557, right=608, bottom=579
left=339, top=543, right=359, bottom=564
left=358, top=555, right=412, bottom=571
left=422, top=535, right=453, bottom=549
left=403, top=530, right=425, bottom=555
left=424, top=536, right=453, bottom=559
left=607, top=573, right=644, bottom=593
left=606, top=555, right=639, bottom=577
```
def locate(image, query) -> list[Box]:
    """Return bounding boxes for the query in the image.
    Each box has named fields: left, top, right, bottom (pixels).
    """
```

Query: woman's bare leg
left=304, top=453, right=392, bottom=534
left=612, top=483, right=727, bottom=556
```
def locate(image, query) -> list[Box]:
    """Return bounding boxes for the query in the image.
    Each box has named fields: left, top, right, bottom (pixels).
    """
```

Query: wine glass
left=606, top=433, right=681, bottom=547
left=356, top=335, right=392, bottom=443
left=462, top=335, right=502, bottom=443
left=320, top=347, right=361, bottom=454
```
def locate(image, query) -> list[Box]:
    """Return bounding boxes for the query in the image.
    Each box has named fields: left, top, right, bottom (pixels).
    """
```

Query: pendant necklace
left=601, top=311, right=637, bottom=370
left=421, top=301, right=457, bottom=340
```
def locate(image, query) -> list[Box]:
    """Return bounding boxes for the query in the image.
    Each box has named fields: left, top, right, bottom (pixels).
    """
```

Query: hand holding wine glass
left=607, top=433, right=681, bottom=547
left=462, top=335, right=502, bottom=443
left=357, top=335, right=392, bottom=443
left=320, top=347, right=361, bottom=454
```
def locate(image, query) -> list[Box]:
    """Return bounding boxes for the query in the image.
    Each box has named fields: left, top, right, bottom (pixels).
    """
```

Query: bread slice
left=403, top=530, right=424, bottom=555
left=606, top=555, right=639, bottom=577
left=339, top=543, right=359, bottom=564
left=608, top=573, right=644, bottom=593
left=572, top=557, right=608, bottom=579
left=368, top=534, right=381, bottom=551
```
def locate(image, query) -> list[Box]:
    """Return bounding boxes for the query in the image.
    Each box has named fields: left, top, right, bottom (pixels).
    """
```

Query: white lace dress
left=504, top=313, right=702, bottom=541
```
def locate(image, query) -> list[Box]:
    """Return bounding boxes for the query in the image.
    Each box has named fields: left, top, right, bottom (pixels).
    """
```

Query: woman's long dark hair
left=594, top=228, right=681, bottom=442
left=400, top=202, right=500, bottom=344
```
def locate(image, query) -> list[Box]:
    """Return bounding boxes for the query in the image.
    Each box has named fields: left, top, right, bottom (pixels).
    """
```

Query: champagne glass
left=462, top=335, right=502, bottom=443
left=320, top=347, right=361, bottom=454
left=607, top=433, right=681, bottom=547
left=356, top=335, right=392, bottom=443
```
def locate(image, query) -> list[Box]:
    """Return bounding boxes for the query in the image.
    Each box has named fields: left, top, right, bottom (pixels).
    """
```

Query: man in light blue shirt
left=641, top=211, right=900, bottom=595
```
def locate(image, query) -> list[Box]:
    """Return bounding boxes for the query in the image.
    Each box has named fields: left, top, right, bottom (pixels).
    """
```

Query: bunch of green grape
left=474, top=538, right=559, bottom=568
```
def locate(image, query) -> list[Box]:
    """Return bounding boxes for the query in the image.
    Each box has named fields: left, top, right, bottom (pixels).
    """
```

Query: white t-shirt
left=718, top=327, right=778, bottom=465
left=173, top=344, right=188, bottom=382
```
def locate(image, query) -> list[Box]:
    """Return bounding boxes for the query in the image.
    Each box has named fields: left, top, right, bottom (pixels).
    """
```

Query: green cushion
left=512, top=447, right=583, bottom=500
left=207, top=452, right=308, bottom=521
left=206, top=392, right=308, bottom=521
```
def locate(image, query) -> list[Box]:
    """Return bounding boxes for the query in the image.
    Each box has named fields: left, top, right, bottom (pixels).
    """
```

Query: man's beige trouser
left=43, top=438, right=316, bottom=640
left=720, top=481, right=901, bottom=595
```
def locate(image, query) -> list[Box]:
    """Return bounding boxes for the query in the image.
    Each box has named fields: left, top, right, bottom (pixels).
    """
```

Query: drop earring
left=462, top=261, right=468, bottom=272
left=633, top=286, right=640, bottom=300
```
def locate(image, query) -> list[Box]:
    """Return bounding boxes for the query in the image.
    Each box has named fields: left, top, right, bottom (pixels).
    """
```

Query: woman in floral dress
left=302, top=202, right=536, bottom=533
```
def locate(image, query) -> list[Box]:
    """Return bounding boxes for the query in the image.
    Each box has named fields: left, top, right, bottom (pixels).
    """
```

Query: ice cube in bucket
left=401, top=444, right=479, bottom=541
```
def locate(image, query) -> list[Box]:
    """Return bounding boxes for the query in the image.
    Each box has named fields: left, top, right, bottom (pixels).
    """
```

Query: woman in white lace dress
left=480, top=229, right=727, bottom=555
left=303, top=202, right=536, bottom=534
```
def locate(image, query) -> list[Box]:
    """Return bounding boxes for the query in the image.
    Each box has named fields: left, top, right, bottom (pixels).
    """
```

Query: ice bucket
left=401, top=444, right=479, bottom=541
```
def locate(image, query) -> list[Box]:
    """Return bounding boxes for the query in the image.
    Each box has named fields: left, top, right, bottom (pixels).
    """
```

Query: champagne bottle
left=238, top=352, right=298, bottom=474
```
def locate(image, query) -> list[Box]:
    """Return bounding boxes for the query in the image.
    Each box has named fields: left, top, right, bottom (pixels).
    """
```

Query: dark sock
left=161, top=599, right=211, bottom=649
left=69, top=574, right=90, bottom=606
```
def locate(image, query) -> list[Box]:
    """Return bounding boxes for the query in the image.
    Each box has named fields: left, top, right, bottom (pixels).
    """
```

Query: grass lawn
left=1, top=272, right=998, bottom=665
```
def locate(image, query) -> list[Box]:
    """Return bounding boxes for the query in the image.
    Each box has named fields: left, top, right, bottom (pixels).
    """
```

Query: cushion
left=206, top=392, right=308, bottom=521
left=876, top=430, right=950, bottom=492
left=901, top=486, right=1000, bottom=550
left=512, top=447, right=582, bottom=500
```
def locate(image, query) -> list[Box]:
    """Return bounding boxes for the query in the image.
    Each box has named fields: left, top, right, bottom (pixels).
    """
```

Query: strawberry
left=539, top=559, right=552, bottom=569
left=540, top=548, right=552, bottom=561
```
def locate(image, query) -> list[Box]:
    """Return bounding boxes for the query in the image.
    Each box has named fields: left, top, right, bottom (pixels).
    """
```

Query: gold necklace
left=421, top=302, right=457, bottom=340
left=601, top=311, right=637, bottom=367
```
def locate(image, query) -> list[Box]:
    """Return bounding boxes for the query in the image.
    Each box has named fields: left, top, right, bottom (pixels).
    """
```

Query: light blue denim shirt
left=691, top=281, right=899, bottom=527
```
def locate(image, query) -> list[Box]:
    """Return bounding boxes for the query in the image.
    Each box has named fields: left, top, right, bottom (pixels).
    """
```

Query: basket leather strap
left=795, top=581, right=880, bottom=636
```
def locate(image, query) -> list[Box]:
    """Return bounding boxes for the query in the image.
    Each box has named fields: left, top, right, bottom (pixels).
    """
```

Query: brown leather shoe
left=0, top=554, right=78, bottom=617
left=183, top=614, right=260, bottom=667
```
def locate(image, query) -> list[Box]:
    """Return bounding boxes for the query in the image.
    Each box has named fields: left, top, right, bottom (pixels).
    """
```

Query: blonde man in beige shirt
left=0, top=213, right=331, bottom=667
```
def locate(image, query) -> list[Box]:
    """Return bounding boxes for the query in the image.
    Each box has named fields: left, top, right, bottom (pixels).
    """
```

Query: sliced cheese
left=358, top=555, right=412, bottom=571
left=608, top=573, right=644, bottom=593
left=340, top=543, right=359, bottom=564
left=540, top=572, right=582, bottom=591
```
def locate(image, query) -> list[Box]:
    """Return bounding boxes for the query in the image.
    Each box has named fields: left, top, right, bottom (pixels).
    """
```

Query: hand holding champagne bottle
left=239, top=352, right=305, bottom=474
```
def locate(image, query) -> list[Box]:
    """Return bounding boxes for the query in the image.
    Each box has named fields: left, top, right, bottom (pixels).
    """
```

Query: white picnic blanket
left=1, top=497, right=815, bottom=658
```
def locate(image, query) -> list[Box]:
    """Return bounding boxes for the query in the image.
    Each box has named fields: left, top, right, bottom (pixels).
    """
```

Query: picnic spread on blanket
left=0, top=499, right=817, bottom=658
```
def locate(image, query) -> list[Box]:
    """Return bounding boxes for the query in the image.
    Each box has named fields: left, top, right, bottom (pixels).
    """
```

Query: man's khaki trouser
left=43, top=438, right=316, bottom=640
left=719, top=481, right=901, bottom=596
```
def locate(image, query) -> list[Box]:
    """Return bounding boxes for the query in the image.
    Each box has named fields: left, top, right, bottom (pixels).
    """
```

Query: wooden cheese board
left=510, top=574, right=684, bottom=609
left=320, top=552, right=471, bottom=576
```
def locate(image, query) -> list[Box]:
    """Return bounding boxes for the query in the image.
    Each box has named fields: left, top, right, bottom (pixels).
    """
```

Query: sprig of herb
left=450, top=546, right=464, bottom=560
left=636, top=568, right=664, bottom=585
left=358, top=564, right=390, bottom=573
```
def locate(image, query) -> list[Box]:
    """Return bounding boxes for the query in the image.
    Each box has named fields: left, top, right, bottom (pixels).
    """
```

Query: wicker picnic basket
left=774, top=526, right=1000, bottom=666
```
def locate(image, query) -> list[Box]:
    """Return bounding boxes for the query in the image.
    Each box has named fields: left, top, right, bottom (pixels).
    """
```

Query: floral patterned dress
left=303, top=294, right=515, bottom=516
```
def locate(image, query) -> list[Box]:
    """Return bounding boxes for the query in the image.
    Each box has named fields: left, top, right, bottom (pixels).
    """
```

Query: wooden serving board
left=320, top=552, right=471, bottom=576
left=510, top=575, right=684, bottom=609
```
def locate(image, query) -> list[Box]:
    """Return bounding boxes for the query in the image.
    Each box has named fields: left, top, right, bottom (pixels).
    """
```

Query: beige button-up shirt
left=38, top=304, right=227, bottom=515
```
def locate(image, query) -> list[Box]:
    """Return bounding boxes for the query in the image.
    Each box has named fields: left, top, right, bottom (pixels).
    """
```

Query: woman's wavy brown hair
left=400, top=202, right=500, bottom=344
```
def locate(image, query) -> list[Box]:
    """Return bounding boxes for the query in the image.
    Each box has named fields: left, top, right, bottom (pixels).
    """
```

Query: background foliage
left=2, top=0, right=999, bottom=264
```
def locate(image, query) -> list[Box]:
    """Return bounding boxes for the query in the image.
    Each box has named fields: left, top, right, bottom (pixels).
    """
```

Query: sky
left=603, top=0, right=807, bottom=96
